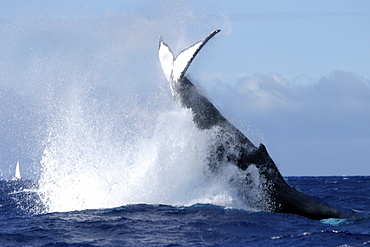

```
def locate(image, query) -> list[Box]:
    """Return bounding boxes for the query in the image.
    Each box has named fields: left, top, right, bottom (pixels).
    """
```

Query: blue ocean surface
left=0, top=176, right=369, bottom=246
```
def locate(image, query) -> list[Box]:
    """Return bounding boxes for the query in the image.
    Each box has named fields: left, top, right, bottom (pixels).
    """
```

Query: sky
left=219, top=1, right=370, bottom=78
left=0, top=0, right=369, bottom=177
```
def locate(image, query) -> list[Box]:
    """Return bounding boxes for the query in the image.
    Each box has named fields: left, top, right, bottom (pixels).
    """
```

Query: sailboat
left=13, top=161, right=21, bottom=180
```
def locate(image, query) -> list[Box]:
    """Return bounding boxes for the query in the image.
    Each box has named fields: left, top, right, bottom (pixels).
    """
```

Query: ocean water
left=1, top=177, right=369, bottom=246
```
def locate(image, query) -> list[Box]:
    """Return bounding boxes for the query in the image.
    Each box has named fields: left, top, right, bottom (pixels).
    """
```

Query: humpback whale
left=158, top=29, right=356, bottom=220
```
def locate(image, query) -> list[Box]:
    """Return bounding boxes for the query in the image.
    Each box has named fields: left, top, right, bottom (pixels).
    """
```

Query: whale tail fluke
left=158, top=30, right=221, bottom=94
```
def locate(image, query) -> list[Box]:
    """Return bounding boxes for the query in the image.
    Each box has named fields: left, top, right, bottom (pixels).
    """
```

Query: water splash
left=37, top=74, right=270, bottom=212
left=37, top=83, right=259, bottom=212
left=0, top=1, right=271, bottom=213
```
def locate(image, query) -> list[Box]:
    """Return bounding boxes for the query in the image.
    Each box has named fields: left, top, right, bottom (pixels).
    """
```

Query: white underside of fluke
left=158, top=39, right=174, bottom=82
left=158, top=30, right=221, bottom=97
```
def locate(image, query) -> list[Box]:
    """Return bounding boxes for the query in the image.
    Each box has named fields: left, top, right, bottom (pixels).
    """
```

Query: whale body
left=158, top=29, right=355, bottom=220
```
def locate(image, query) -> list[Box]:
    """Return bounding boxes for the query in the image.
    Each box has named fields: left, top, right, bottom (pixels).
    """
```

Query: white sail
left=14, top=162, right=21, bottom=180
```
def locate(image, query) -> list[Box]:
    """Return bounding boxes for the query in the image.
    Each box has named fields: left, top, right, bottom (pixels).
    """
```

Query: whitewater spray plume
left=23, top=2, right=259, bottom=213
left=38, top=81, right=265, bottom=212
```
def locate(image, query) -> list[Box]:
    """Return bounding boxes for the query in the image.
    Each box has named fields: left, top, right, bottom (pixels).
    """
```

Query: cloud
left=221, top=71, right=370, bottom=118
left=313, top=71, right=370, bottom=113
left=235, top=73, right=300, bottom=113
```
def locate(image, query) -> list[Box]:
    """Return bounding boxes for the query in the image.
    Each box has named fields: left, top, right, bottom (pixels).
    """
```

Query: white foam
left=38, top=84, right=270, bottom=213
left=37, top=90, right=253, bottom=212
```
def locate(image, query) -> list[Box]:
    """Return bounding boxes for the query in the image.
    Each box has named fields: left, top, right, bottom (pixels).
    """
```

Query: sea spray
left=37, top=83, right=248, bottom=212
left=38, top=79, right=269, bottom=212
left=34, top=31, right=268, bottom=214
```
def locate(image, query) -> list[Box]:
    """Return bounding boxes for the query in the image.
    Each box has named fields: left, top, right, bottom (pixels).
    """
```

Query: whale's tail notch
left=158, top=29, right=221, bottom=95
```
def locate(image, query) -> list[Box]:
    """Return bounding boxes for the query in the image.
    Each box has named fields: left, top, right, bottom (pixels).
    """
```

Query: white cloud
left=214, top=71, right=370, bottom=118
left=235, top=73, right=301, bottom=113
